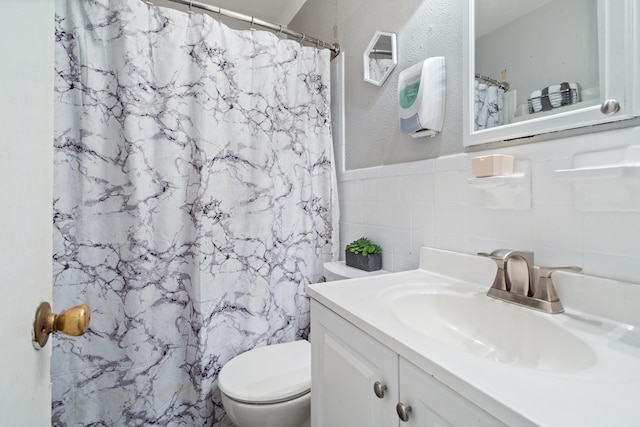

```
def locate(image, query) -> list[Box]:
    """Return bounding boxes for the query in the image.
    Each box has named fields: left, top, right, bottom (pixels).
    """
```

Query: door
left=0, top=0, right=55, bottom=425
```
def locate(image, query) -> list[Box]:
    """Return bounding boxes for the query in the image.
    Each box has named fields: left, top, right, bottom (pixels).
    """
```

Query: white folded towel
left=529, top=82, right=579, bottom=113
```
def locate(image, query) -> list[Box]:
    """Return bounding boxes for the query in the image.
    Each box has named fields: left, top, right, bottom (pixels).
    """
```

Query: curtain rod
left=150, top=0, right=341, bottom=58
left=475, top=73, right=509, bottom=91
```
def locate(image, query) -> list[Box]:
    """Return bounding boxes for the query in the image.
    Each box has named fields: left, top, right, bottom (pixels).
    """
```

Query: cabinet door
left=399, top=358, right=506, bottom=427
left=311, top=301, right=398, bottom=427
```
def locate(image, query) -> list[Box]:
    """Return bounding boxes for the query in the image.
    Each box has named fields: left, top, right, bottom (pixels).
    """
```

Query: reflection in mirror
left=474, top=0, right=598, bottom=130
left=364, top=31, right=397, bottom=86
left=465, top=0, right=638, bottom=147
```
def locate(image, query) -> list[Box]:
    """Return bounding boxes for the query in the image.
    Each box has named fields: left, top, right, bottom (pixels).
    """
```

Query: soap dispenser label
left=400, top=79, right=420, bottom=109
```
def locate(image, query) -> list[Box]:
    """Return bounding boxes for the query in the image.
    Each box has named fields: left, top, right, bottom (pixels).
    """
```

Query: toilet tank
left=323, top=261, right=389, bottom=282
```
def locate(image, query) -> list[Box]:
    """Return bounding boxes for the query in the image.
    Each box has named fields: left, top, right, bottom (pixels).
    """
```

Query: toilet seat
left=218, top=340, right=311, bottom=404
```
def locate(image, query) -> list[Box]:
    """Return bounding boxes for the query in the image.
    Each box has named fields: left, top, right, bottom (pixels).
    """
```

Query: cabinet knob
left=396, top=402, right=412, bottom=422
left=600, top=99, right=620, bottom=115
left=373, top=381, right=387, bottom=398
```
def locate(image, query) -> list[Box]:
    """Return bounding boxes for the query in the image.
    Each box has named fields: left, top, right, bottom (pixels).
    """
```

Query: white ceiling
left=476, top=0, right=552, bottom=38
left=194, top=0, right=307, bottom=25
left=164, top=0, right=552, bottom=35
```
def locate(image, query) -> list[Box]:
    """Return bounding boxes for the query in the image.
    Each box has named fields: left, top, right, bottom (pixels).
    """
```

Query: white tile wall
left=337, top=126, right=640, bottom=283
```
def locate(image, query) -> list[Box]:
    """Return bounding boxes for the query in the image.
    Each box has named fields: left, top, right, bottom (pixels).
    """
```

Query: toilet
left=219, top=340, right=312, bottom=427
left=218, top=261, right=389, bottom=427
left=322, top=260, right=390, bottom=282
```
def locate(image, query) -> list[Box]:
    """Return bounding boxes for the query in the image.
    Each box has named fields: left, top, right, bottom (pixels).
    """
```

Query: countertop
left=308, top=247, right=640, bottom=426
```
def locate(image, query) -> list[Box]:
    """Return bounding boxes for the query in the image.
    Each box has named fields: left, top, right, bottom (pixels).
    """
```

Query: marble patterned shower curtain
left=51, top=0, right=338, bottom=425
left=474, top=79, right=504, bottom=130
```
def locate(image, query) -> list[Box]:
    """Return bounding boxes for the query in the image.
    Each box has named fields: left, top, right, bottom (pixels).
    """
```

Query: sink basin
left=388, top=290, right=597, bottom=372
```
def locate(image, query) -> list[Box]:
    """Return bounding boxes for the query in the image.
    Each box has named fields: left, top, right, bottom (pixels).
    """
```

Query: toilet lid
left=218, top=340, right=311, bottom=404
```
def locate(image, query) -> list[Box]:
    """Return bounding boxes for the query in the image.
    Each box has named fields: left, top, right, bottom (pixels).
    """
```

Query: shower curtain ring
left=250, top=16, right=255, bottom=30
left=300, top=33, right=306, bottom=43
left=188, top=0, right=193, bottom=14
left=278, top=25, right=283, bottom=35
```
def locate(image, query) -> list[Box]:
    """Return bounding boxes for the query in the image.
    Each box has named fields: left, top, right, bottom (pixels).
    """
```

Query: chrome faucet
left=478, top=249, right=534, bottom=295
left=479, top=249, right=581, bottom=314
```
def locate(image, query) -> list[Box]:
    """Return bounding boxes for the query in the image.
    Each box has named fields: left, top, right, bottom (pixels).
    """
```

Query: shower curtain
left=474, top=79, right=504, bottom=130
left=52, top=0, right=338, bottom=425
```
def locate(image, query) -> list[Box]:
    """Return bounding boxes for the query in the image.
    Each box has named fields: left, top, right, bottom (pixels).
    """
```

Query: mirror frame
left=463, top=0, right=639, bottom=147
left=363, top=31, right=398, bottom=87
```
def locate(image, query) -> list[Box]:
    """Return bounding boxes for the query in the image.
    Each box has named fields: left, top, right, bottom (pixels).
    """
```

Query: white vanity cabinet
left=310, top=300, right=504, bottom=427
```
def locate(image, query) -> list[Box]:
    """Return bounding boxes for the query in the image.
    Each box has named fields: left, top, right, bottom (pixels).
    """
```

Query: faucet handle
left=533, top=266, right=582, bottom=304
left=478, top=252, right=509, bottom=291
left=478, top=252, right=505, bottom=264
left=487, top=249, right=533, bottom=262
left=538, top=266, right=582, bottom=278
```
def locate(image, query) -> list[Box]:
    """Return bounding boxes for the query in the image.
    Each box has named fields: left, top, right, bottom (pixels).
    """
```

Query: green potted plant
left=345, top=237, right=382, bottom=272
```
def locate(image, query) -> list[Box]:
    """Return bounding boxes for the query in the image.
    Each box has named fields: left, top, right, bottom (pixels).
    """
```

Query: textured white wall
left=291, top=0, right=463, bottom=169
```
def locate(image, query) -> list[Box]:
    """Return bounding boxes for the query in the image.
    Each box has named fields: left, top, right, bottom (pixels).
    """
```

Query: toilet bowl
left=219, top=262, right=389, bottom=427
left=219, top=340, right=311, bottom=427
left=322, top=260, right=390, bottom=282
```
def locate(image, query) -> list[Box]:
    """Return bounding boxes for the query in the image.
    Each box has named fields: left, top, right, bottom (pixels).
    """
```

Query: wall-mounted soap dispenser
left=398, top=56, right=446, bottom=138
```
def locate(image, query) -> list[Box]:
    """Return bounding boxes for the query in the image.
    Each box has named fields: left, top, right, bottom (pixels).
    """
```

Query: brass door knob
left=33, top=302, right=90, bottom=349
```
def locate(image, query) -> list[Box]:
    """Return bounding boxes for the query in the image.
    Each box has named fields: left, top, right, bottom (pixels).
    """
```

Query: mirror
left=464, top=0, right=638, bottom=146
left=364, top=31, right=397, bottom=86
left=475, top=0, right=598, bottom=130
